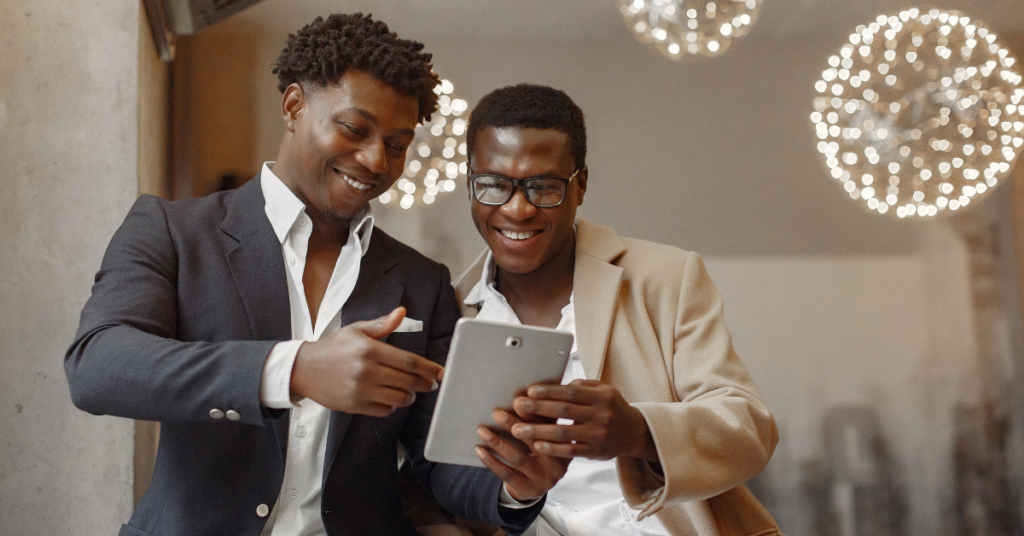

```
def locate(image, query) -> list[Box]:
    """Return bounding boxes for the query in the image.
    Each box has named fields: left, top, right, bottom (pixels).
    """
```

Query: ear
left=466, top=155, right=474, bottom=200
left=281, top=83, right=307, bottom=133
left=575, top=166, right=588, bottom=206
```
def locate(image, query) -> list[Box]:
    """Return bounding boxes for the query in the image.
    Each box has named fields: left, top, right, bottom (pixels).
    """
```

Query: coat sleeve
left=618, top=252, right=778, bottom=518
left=64, top=195, right=278, bottom=426
left=399, top=266, right=543, bottom=536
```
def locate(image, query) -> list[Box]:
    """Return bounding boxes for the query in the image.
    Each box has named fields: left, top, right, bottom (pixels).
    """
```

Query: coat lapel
left=220, top=175, right=293, bottom=456
left=323, top=232, right=404, bottom=481
left=573, top=220, right=626, bottom=381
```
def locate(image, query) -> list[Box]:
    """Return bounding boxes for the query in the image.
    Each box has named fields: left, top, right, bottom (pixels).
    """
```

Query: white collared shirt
left=257, top=162, right=373, bottom=536
left=464, top=252, right=668, bottom=536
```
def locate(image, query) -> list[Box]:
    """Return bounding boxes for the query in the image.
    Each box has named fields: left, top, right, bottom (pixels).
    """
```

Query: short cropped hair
left=467, top=84, right=587, bottom=169
left=272, top=13, right=440, bottom=123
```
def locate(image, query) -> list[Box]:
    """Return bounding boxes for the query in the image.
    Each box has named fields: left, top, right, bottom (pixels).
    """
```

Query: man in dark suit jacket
left=64, top=14, right=564, bottom=536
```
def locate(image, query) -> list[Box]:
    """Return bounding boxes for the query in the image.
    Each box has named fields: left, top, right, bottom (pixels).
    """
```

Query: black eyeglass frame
left=468, top=169, right=581, bottom=208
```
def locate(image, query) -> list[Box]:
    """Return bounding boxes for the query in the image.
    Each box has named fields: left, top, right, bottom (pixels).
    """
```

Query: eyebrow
left=343, top=107, right=416, bottom=138
left=472, top=170, right=566, bottom=179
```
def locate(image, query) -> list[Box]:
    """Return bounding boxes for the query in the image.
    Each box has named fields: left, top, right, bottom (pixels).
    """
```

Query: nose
left=500, top=186, right=536, bottom=221
left=356, top=139, right=389, bottom=175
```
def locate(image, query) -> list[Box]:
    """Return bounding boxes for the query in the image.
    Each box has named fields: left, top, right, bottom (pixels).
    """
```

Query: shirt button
left=296, top=425, right=307, bottom=437
left=289, top=489, right=299, bottom=500
left=225, top=410, right=241, bottom=421
left=256, top=503, right=269, bottom=517
left=209, top=409, right=224, bottom=419
left=298, top=217, right=308, bottom=227
left=287, top=256, right=296, bottom=266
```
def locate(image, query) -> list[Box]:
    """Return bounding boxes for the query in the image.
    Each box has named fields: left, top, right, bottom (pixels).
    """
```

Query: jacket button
left=209, top=409, right=224, bottom=419
left=225, top=410, right=241, bottom=421
left=256, top=503, right=269, bottom=517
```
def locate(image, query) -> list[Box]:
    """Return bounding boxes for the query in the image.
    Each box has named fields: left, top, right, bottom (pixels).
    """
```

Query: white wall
left=705, top=221, right=978, bottom=534
left=0, top=1, right=139, bottom=534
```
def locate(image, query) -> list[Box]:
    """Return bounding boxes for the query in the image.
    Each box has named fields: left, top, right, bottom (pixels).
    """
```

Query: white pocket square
left=394, top=318, right=423, bottom=333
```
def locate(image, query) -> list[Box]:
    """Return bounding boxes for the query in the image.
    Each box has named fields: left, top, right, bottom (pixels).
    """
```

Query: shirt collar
left=463, top=251, right=499, bottom=306
left=463, top=224, right=578, bottom=306
left=463, top=250, right=575, bottom=329
left=261, top=162, right=375, bottom=256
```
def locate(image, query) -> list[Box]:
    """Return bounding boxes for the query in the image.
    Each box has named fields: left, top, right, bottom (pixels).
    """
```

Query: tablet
left=424, top=318, right=573, bottom=467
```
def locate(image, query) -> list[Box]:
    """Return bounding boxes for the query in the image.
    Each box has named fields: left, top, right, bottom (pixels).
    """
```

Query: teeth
left=342, top=174, right=371, bottom=191
left=500, top=229, right=537, bottom=240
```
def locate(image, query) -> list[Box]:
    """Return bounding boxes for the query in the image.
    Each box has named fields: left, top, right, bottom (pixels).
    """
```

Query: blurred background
left=2, top=1, right=1024, bottom=535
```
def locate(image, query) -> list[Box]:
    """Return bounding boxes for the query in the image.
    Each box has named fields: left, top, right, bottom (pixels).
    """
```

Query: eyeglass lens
left=473, top=176, right=567, bottom=207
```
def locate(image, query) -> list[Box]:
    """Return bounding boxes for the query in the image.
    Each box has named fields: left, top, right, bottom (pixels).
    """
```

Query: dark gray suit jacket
left=65, top=176, right=541, bottom=536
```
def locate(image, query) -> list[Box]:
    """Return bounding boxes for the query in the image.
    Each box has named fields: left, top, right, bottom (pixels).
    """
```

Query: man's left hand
left=509, top=380, right=659, bottom=463
left=475, top=409, right=571, bottom=503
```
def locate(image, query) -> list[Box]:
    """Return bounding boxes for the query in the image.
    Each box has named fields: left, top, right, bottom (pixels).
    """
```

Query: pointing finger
left=352, top=307, right=406, bottom=339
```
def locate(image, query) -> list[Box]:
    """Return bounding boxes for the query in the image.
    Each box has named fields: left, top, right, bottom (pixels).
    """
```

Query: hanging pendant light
left=617, top=0, right=763, bottom=61
left=810, top=8, right=1024, bottom=219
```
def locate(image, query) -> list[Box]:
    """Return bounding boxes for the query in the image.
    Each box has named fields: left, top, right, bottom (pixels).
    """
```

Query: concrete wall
left=0, top=1, right=140, bottom=534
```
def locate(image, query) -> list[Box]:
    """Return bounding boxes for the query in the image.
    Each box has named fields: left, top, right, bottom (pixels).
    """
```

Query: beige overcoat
left=453, top=219, right=782, bottom=536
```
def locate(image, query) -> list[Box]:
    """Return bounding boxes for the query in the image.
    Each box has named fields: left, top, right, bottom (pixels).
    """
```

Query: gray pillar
left=0, top=1, right=140, bottom=533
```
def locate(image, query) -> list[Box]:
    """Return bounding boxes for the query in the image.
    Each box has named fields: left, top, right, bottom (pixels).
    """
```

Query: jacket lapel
left=323, top=231, right=404, bottom=481
left=572, top=220, right=626, bottom=381
left=220, top=174, right=293, bottom=456
left=221, top=175, right=292, bottom=341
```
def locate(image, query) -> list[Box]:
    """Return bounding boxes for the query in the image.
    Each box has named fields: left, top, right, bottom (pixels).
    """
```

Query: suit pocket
left=119, top=524, right=154, bottom=536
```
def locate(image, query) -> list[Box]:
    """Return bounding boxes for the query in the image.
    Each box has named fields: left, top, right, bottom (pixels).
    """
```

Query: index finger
left=373, top=341, right=445, bottom=383
left=527, top=380, right=602, bottom=403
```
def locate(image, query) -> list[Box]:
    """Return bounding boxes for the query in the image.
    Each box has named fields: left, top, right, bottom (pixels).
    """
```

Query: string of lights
left=617, top=0, right=762, bottom=60
left=811, top=9, right=1023, bottom=219
left=378, top=79, right=469, bottom=209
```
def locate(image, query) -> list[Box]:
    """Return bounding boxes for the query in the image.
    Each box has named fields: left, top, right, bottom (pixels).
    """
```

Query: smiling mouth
left=335, top=169, right=373, bottom=191
left=499, top=229, right=539, bottom=240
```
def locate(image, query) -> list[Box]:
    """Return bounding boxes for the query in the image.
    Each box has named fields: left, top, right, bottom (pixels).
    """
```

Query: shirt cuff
left=260, top=340, right=305, bottom=409
left=498, top=484, right=542, bottom=509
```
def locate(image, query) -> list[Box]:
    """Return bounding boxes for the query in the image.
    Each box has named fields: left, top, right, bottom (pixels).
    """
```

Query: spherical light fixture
left=377, top=78, right=469, bottom=210
left=810, top=8, right=1024, bottom=219
left=617, top=0, right=763, bottom=61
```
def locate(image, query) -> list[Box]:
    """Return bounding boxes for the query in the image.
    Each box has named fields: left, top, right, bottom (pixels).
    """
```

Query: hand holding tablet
left=424, top=319, right=573, bottom=467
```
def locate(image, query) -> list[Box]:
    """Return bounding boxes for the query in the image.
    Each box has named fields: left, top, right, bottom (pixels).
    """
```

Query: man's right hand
left=289, top=307, right=444, bottom=417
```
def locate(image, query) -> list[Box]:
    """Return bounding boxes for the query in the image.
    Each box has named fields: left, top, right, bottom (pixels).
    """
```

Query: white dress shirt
left=464, top=252, right=669, bottom=536
left=256, top=163, right=374, bottom=536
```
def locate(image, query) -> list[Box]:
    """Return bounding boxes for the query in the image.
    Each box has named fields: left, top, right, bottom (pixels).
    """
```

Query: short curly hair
left=272, top=13, right=440, bottom=123
left=467, top=84, right=587, bottom=170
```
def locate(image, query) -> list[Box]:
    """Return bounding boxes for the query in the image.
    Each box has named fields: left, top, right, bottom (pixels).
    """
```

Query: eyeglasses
left=469, top=169, right=580, bottom=208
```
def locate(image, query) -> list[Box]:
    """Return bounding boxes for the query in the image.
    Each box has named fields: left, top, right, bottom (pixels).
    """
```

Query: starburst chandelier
left=810, top=8, right=1024, bottom=219
left=378, top=79, right=469, bottom=209
left=617, top=0, right=763, bottom=61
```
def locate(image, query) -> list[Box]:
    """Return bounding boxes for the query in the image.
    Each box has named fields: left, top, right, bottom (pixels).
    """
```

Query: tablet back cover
left=424, top=319, right=572, bottom=467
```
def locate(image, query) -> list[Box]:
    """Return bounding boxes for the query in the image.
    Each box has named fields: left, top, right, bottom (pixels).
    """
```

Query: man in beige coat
left=450, top=84, right=782, bottom=536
